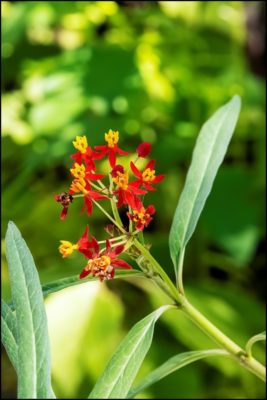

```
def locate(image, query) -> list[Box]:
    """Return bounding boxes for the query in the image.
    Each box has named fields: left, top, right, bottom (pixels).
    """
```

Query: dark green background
left=2, top=1, right=265, bottom=398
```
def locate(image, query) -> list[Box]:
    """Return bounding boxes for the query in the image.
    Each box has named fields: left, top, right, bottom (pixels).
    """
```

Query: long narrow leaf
left=88, top=305, right=173, bottom=399
left=128, top=349, right=228, bottom=398
left=169, top=95, right=241, bottom=277
left=7, top=269, right=144, bottom=311
left=5, top=221, right=54, bottom=399
left=42, top=269, right=144, bottom=297
left=1, top=299, right=18, bottom=372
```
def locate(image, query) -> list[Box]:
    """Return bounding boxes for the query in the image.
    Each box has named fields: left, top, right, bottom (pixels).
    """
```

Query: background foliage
left=2, top=1, right=265, bottom=398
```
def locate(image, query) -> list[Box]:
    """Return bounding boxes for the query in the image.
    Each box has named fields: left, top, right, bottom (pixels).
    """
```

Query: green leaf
left=246, top=332, right=266, bottom=358
left=1, top=299, right=18, bottom=372
left=5, top=221, right=55, bottom=399
left=169, top=95, right=241, bottom=278
left=41, top=269, right=144, bottom=297
left=128, top=349, right=228, bottom=398
left=7, top=269, right=144, bottom=311
left=88, top=305, right=173, bottom=399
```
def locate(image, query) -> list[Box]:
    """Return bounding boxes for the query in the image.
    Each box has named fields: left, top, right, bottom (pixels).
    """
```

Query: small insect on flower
left=54, top=192, right=73, bottom=220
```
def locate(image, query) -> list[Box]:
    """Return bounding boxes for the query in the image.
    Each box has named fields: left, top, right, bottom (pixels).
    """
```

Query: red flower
left=111, top=165, right=146, bottom=209
left=59, top=226, right=94, bottom=258
left=130, top=160, right=165, bottom=191
left=71, top=135, right=103, bottom=170
left=127, top=204, right=155, bottom=231
left=69, top=179, right=107, bottom=217
left=79, top=238, right=132, bottom=281
left=95, top=130, right=128, bottom=168
left=54, top=192, right=73, bottom=220
left=76, top=226, right=96, bottom=258
left=136, top=142, right=151, bottom=158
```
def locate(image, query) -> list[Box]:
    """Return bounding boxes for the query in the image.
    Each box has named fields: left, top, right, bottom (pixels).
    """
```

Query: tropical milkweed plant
left=2, top=95, right=266, bottom=399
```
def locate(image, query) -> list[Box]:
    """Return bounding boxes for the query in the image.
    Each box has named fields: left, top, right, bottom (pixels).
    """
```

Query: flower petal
left=71, top=152, right=83, bottom=164
left=91, top=236, right=100, bottom=254
left=86, top=172, right=106, bottom=180
left=80, top=268, right=91, bottom=279
left=153, top=174, right=165, bottom=183
left=116, top=146, right=128, bottom=156
left=108, top=149, right=116, bottom=168
left=146, top=159, right=156, bottom=170
left=130, top=161, right=142, bottom=178
left=112, top=259, right=132, bottom=269
left=144, top=182, right=156, bottom=191
left=105, top=239, right=111, bottom=254
left=124, top=191, right=138, bottom=209
left=113, top=244, right=125, bottom=256
left=84, top=196, right=93, bottom=216
left=60, top=206, right=68, bottom=220
left=146, top=205, right=156, bottom=215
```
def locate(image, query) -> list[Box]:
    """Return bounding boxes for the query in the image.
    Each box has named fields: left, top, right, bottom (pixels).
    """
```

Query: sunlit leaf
left=5, top=221, right=55, bottom=398
left=169, top=95, right=241, bottom=278
left=7, top=269, right=144, bottom=311
left=88, top=305, right=173, bottom=399
left=128, top=349, right=228, bottom=398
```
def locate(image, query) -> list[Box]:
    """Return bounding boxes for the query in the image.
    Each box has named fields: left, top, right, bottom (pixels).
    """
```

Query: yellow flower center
left=142, top=168, right=155, bottom=182
left=133, top=207, right=150, bottom=225
left=70, top=163, right=86, bottom=179
left=105, top=129, right=119, bottom=148
left=73, top=135, right=88, bottom=154
left=112, top=171, right=129, bottom=190
left=69, top=178, right=87, bottom=194
left=59, top=241, right=78, bottom=258
left=85, top=255, right=111, bottom=273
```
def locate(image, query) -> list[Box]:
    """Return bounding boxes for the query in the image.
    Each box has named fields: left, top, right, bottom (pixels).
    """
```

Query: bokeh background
left=1, top=1, right=266, bottom=398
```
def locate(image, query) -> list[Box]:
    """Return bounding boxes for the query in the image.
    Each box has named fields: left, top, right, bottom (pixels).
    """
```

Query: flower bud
left=136, top=142, right=151, bottom=158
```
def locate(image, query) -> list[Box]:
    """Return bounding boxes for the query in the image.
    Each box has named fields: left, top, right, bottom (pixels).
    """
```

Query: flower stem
left=132, top=238, right=266, bottom=383
left=89, top=180, right=109, bottom=194
left=177, top=247, right=185, bottom=295
left=109, top=174, right=124, bottom=228
left=92, top=200, right=126, bottom=234
left=180, top=297, right=266, bottom=382
left=133, top=239, right=181, bottom=304
left=97, top=235, right=126, bottom=244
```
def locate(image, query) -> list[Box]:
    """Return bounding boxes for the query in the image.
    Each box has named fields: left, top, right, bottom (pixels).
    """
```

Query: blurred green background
left=1, top=1, right=266, bottom=398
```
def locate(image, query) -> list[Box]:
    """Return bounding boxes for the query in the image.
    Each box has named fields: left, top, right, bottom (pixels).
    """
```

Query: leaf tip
left=231, top=94, right=241, bottom=109
left=6, top=221, right=21, bottom=243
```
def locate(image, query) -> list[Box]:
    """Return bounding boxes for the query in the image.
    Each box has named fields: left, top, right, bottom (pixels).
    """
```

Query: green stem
left=181, top=298, right=266, bottom=382
left=97, top=235, right=126, bottom=244
left=128, top=206, right=133, bottom=233
left=109, top=174, right=124, bottom=228
left=92, top=200, right=126, bottom=234
left=245, top=333, right=266, bottom=358
left=177, top=247, right=185, bottom=295
left=133, top=239, right=181, bottom=304
left=89, top=180, right=109, bottom=194
left=131, top=239, right=266, bottom=383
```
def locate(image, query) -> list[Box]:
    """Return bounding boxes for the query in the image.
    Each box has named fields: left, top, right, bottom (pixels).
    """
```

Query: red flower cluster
left=55, top=129, right=165, bottom=281
left=59, top=226, right=131, bottom=282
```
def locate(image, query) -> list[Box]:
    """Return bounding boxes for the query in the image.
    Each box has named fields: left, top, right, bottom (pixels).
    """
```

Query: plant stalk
left=180, top=297, right=266, bottom=382
left=133, top=239, right=182, bottom=304
left=133, top=239, right=266, bottom=383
